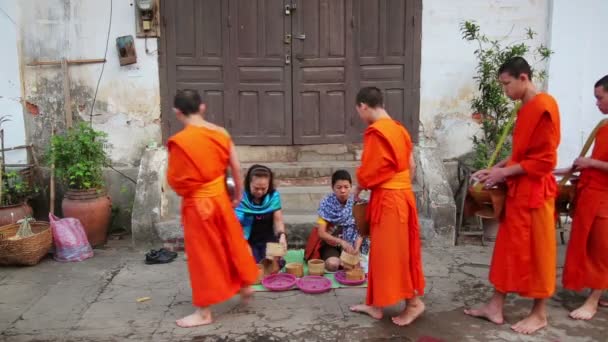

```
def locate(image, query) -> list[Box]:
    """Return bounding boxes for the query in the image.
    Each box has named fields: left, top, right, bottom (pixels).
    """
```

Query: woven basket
left=285, top=262, right=304, bottom=277
left=353, top=201, right=369, bottom=236
left=346, top=267, right=365, bottom=281
left=340, top=250, right=360, bottom=267
left=266, top=242, right=286, bottom=257
left=307, top=259, right=325, bottom=276
left=0, top=221, right=52, bottom=266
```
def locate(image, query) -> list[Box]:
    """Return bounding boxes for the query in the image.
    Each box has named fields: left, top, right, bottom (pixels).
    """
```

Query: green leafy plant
left=47, top=122, right=110, bottom=190
left=461, top=21, right=553, bottom=170
left=1, top=171, right=38, bottom=206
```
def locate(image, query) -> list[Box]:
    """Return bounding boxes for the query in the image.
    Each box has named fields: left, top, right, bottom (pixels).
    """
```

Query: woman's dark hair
left=331, top=169, right=352, bottom=186
left=244, top=164, right=275, bottom=196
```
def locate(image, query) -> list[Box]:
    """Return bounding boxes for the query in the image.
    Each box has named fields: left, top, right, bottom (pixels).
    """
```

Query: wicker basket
left=307, top=259, right=325, bottom=276
left=346, top=267, right=365, bottom=281
left=266, top=242, right=286, bottom=257
left=340, top=250, right=360, bottom=268
left=353, top=201, right=369, bottom=236
left=0, top=221, right=52, bottom=266
left=285, top=262, right=304, bottom=277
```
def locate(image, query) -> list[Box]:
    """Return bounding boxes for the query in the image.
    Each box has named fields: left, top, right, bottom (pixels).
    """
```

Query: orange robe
left=167, top=125, right=258, bottom=307
left=357, top=118, right=425, bottom=307
left=489, top=93, right=561, bottom=298
left=563, top=124, right=608, bottom=290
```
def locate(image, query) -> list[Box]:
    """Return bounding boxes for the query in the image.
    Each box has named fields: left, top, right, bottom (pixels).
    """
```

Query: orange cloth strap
left=379, top=170, right=411, bottom=190
left=190, top=175, right=225, bottom=198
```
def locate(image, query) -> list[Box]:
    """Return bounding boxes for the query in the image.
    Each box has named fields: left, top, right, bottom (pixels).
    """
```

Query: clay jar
left=0, top=203, right=33, bottom=227
left=62, top=189, right=112, bottom=247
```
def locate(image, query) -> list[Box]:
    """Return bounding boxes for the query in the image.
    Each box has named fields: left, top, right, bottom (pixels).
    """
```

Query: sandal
left=145, top=249, right=178, bottom=264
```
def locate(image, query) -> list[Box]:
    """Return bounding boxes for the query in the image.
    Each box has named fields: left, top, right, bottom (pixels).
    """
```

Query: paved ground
left=1, top=239, right=606, bottom=342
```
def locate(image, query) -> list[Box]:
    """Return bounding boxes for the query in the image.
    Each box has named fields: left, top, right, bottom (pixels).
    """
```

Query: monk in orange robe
left=166, top=89, right=259, bottom=328
left=561, top=75, right=608, bottom=320
left=349, top=86, right=426, bottom=326
left=466, top=57, right=561, bottom=335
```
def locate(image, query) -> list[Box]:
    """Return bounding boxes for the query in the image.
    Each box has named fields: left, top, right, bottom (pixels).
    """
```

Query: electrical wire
left=89, top=0, right=113, bottom=123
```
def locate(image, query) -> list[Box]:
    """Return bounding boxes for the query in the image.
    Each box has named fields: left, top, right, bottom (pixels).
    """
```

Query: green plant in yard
left=46, top=122, right=110, bottom=190
left=460, top=21, right=553, bottom=170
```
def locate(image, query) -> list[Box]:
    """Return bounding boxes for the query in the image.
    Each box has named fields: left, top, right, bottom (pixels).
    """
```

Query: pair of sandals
left=145, top=248, right=178, bottom=265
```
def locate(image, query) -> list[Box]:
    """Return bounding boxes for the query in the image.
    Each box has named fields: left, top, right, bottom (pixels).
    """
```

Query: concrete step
left=236, top=144, right=362, bottom=163
left=240, top=161, right=359, bottom=183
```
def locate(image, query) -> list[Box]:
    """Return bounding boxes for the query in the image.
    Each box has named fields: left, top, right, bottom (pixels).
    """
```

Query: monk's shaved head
left=356, top=87, right=384, bottom=108
left=174, top=89, right=202, bottom=115
left=595, top=75, right=608, bottom=92
left=498, top=57, right=533, bottom=81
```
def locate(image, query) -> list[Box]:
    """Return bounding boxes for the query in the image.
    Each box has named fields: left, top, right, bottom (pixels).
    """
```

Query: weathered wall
left=547, top=0, right=608, bottom=168
left=0, top=0, right=27, bottom=165
left=19, top=0, right=161, bottom=167
left=420, top=0, right=551, bottom=161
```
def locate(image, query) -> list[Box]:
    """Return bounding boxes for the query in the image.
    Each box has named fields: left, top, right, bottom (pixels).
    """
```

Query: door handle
left=294, top=34, right=306, bottom=40
left=285, top=54, right=291, bottom=65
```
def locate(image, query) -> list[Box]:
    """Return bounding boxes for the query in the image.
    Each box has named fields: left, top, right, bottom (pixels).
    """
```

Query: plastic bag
left=49, top=213, right=94, bottom=262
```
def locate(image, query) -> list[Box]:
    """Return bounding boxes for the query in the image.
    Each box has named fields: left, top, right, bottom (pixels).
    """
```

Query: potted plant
left=460, top=21, right=553, bottom=241
left=0, top=170, right=37, bottom=226
left=47, top=122, right=112, bottom=247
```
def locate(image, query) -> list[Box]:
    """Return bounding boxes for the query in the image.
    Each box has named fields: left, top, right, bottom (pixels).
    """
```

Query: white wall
left=20, top=0, right=161, bottom=166
left=0, top=0, right=27, bottom=164
left=547, top=0, right=608, bottom=168
left=420, top=0, right=550, bottom=160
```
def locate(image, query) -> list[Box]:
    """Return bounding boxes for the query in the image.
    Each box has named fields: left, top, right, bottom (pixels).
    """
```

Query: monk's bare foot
left=511, top=313, right=547, bottom=335
left=240, top=286, right=254, bottom=305
left=176, top=308, right=213, bottom=328
left=569, top=303, right=598, bottom=320
left=464, top=304, right=504, bottom=325
left=392, top=299, right=425, bottom=326
left=350, top=304, right=383, bottom=320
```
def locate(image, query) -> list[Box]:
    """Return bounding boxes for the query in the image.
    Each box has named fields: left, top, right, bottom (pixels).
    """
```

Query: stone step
left=240, top=161, right=359, bottom=182
left=236, top=144, right=361, bottom=163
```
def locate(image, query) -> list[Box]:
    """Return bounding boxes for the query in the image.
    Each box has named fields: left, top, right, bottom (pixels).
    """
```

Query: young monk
left=349, top=86, right=426, bottom=326
left=166, top=89, right=259, bottom=328
left=465, top=57, right=561, bottom=334
left=561, top=75, right=608, bottom=320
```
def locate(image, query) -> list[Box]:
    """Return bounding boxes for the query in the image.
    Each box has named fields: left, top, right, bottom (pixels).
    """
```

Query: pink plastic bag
left=49, top=213, right=94, bottom=262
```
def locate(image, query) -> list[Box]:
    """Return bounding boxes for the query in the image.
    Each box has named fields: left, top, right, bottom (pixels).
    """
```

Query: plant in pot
left=47, top=122, right=112, bottom=247
left=0, top=170, right=37, bottom=226
left=460, top=21, right=553, bottom=241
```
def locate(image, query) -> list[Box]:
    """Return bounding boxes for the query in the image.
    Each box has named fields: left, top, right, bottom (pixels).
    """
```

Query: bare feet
left=350, top=304, right=383, bottom=320
left=392, top=299, right=425, bottom=326
left=570, top=303, right=597, bottom=320
left=464, top=304, right=505, bottom=325
left=176, top=308, right=213, bottom=328
left=240, top=286, right=254, bottom=305
left=511, top=313, right=547, bottom=334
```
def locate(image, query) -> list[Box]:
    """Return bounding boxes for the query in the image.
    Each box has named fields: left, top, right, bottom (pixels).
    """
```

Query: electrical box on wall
left=117, top=35, right=137, bottom=66
left=135, top=0, right=160, bottom=38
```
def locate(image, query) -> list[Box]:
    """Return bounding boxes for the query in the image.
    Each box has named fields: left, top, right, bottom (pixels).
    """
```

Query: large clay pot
left=62, top=189, right=112, bottom=247
left=0, top=203, right=33, bottom=226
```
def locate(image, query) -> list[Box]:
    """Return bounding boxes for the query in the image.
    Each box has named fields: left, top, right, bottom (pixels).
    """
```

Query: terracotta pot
left=0, top=203, right=33, bottom=227
left=62, top=189, right=112, bottom=247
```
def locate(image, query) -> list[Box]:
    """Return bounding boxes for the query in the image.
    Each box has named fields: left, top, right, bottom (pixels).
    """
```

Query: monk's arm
left=493, top=158, right=510, bottom=168
left=589, top=159, right=608, bottom=172
left=515, top=114, right=558, bottom=178
left=229, top=142, right=244, bottom=203
left=356, top=131, right=396, bottom=189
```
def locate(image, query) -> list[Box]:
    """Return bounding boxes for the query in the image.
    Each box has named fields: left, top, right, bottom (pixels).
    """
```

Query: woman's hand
left=278, top=233, right=287, bottom=251
left=340, top=240, right=355, bottom=254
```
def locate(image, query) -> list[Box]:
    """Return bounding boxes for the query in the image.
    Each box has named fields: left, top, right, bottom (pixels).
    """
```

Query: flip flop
left=145, top=249, right=177, bottom=264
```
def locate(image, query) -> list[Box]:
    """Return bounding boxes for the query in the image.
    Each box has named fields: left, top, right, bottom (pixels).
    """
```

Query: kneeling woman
left=317, top=170, right=369, bottom=271
left=236, top=165, right=287, bottom=265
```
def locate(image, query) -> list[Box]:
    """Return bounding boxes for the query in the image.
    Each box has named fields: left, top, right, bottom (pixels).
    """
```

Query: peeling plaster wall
left=19, top=0, right=161, bottom=167
left=420, top=0, right=550, bottom=160
left=547, top=0, right=608, bottom=168
left=0, top=0, right=27, bottom=164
